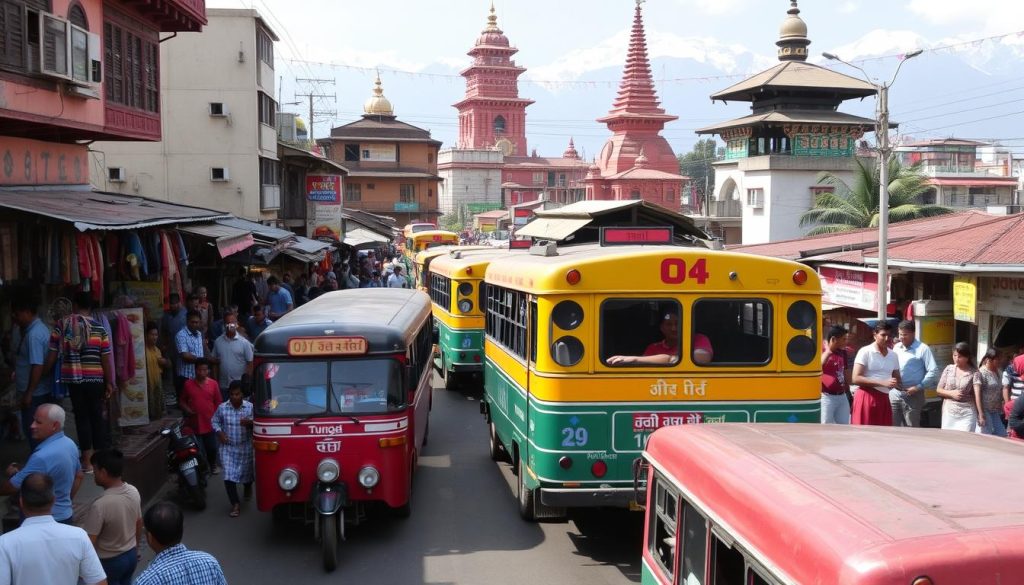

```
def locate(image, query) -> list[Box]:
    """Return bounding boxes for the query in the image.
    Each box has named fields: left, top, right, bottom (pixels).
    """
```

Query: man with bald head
left=0, top=404, right=83, bottom=524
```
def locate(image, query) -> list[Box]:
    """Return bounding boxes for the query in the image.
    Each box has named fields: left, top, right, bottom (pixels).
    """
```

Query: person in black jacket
left=1007, top=392, right=1024, bottom=439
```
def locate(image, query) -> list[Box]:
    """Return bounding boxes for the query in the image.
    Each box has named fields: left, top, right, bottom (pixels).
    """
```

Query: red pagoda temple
left=585, top=1, right=687, bottom=205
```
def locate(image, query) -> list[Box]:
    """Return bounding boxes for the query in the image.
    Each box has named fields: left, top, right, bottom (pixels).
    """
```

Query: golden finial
left=486, top=1, right=499, bottom=31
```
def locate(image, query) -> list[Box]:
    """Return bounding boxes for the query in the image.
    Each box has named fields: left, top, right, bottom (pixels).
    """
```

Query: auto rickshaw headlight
left=278, top=468, right=299, bottom=491
left=358, top=466, right=380, bottom=488
left=317, top=458, right=341, bottom=483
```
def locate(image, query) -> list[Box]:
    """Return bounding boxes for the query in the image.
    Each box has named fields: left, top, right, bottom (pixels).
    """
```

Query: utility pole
left=294, top=77, right=336, bottom=146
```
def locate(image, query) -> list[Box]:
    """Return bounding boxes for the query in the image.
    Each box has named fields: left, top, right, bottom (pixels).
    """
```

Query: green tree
left=439, top=212, right=463, bottom=233
left=677, top=139, right=719, bottom=204
left=799, top=157, right=952, bottom=235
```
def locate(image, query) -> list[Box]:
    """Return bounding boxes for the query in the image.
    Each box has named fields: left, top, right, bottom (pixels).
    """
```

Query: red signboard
left=819, top=266, right=888, bottom=311
left=0, top=138, right=90, bottom=186
left=601, top=226, right=673, bottom=245
left=306, top=175, right=342, bottom=203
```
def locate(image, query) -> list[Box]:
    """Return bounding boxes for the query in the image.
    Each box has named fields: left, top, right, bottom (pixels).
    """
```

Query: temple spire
left=563, top=137, right=580, bottom=159
left=776, top=0, right=810, bottom=62
left=597, top=0, right=676, bottom=122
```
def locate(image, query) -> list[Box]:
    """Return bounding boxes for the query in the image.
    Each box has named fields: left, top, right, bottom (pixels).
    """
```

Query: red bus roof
left=645, top=424, right=1024, bottom=584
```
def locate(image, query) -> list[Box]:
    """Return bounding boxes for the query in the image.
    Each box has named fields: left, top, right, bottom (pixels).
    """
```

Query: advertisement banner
left=307, top=203, right=342, bottom=241
left=117, top=307, right=150, bottom=426
left=917, top=315, right=955, bottom=401
left=953, top=276, right=977, bottom=323
left=110, top=281, right=165, bottom=321
left=305, top=175, right=341, bottom=203
left=982, top=276, right=1024, bottom=317
left=819, top=266, right=887, bottom=312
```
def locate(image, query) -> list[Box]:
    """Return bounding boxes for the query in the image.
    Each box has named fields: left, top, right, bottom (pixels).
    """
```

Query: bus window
left=486, top=285, right=529, bottom=361
left=680, top=500, right=707, bottom=585
left=330, top=360, right=403, bottom=413
left=712, top=533, right=744, bottom=585
left=430, top=273, right=452, bottom=311
left=747, top=568, right=771, bottom=585
left=602, top=300, right=682, bottom=367
left=691, top=299, right=772, bottom=366
left=648, top=478, right=678, bottom=582
left=257, top=362, right=329, bottom=415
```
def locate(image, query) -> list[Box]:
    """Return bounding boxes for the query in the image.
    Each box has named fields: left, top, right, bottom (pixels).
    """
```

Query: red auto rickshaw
left=251, top=288, right=433, bottom=571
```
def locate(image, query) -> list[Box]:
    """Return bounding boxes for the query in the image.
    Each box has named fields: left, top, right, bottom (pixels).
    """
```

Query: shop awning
left=0, top=189, right=228, bottom=231
left=282, top=237, right=333, bottom=263
left=344, top=227, right=390, bottom=249
left=514, top=217, right=593, bottom=240
left=214, top=218, right=295, bottom=246
left=177, top=223, right=255, bottom=258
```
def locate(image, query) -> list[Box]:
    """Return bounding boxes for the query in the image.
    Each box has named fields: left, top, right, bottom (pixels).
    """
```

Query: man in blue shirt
left=265, top=276, right=293, bottom=321
left=891, top=320, right=939, bottom=427
left=11, top=299, right=53, bottom=448
left=134, top=501, right=226, bottom=585
left=0, top=404, right=83, bottom=524
left=174, top=310, right=208, bottom=402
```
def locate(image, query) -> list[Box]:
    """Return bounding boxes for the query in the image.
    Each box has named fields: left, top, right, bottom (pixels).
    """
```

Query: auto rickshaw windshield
left=255, top=359, right=404, bottom=417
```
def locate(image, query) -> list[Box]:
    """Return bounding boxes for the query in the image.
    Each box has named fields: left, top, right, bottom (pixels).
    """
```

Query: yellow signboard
left=288, top=336, right=368, bottom=356
left=953, top=276, right=977, bottom=323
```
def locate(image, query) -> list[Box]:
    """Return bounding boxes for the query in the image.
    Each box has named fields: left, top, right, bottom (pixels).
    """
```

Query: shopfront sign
left=0, top=137, right=89, bottom=186
left=305, top=175, right=341, bottom=203
left=953, top=276, right=977, bottom=323
left=819, top=266, right=887, bottom=312
left=116, top=307, right=150, bottom=426
left=981, top=276, right=1024, bottom=317
left=394, top=202, right=419, bottom=212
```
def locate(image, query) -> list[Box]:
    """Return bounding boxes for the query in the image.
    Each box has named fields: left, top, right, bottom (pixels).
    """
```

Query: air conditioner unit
left=108, top=167, right=126, bottom=183
left=209, top=102, right=228, bottom=117
left=210, top=167, right=230, bottom=182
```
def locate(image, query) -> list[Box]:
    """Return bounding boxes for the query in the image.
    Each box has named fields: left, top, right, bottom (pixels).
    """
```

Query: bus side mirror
left=632, top=458, right=649, bottom=509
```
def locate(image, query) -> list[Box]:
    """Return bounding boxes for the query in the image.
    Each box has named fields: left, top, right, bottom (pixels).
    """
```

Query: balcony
left=128, top=0, right=208, bottom=32
left=684, top=199, right=742, bottom=219
left=343, top=200, right=439, bottom=214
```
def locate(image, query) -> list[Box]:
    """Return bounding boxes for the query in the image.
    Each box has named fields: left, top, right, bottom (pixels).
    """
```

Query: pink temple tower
left=453, top=3, right=534, bottom=155
left=587, top=0, right=686, bottom=204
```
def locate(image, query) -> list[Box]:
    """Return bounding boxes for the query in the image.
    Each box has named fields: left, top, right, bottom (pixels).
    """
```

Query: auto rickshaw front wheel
left=321, top=514, right=339, bottom=571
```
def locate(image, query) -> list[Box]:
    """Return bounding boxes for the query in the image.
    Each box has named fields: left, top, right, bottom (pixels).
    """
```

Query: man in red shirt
left=821, top=325, right=851, bottom=424
left=180, top=359, right=221, bottom=475
left=607, top=312, right=714, bottom=366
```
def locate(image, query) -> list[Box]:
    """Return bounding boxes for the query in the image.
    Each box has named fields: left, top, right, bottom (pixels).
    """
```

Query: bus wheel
left=516, top=456, right=537, bottom=521
left=488, top=422, right=506, bottom=462
left=442, top=360, right=459, bottom=391
left=320, top=513, right=339, bottom=572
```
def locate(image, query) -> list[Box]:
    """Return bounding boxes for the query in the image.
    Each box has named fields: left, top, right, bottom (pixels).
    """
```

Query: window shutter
left=0, top=1, right=26, bottom=69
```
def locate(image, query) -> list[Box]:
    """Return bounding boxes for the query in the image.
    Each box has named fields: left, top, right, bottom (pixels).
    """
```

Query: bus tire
left=516, top=456, right=537, bottom=521
left=488, top=422, right=506, bottom=462
left=321, top=514, right=339, bottom=572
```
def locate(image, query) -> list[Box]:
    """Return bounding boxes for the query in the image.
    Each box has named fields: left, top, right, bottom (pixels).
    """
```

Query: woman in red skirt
left=851, top=322, right=902, bottom=426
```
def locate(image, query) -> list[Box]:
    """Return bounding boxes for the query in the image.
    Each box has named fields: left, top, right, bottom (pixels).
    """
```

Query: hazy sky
left=205, top=0, right=1024, bottom=154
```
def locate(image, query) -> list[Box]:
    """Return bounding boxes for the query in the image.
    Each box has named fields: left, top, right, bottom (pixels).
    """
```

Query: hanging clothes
left=124, top=231, right=149, bottom=277
left=113, top=311, right=136, bottom=384
left=76, top=233, right=92, bottom=280
left=145, top=231, right=162, bottom=274
left=61, top=231, right=72, bottom=284
left=173, top=232, right=188, bottom=266
left=69, top=234, right=80, bottom=286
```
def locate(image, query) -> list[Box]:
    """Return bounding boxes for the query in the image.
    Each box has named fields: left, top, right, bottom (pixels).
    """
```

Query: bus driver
left=607, top=312, right=714, bottom=366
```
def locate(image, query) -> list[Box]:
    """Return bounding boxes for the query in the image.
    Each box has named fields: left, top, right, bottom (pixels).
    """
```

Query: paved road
left=156, top=375, right=644, bottom=584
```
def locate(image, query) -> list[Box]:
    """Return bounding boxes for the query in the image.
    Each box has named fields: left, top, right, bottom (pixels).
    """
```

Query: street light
left=823, top=49, right=923, bottom=320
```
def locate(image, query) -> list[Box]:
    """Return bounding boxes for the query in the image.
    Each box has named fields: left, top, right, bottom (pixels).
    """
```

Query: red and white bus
left=639, top=424, right=1024, bottom=585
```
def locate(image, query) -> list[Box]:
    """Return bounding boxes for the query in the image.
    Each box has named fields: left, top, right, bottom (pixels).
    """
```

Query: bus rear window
left=256, top=359, right=403, bottom=416
left=691, top=299, right=772, bottom=366
left=601, top=299, right=681, bottom=367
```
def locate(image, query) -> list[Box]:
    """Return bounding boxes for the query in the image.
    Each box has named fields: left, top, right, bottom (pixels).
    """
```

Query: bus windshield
left=255, top=359, right=403, bottom=417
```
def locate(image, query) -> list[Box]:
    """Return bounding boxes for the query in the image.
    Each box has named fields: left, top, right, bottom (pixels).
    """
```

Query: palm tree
left=799, top=157, right=953, bottom=235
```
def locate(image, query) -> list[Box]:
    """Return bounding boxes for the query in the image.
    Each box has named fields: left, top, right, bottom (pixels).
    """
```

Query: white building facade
left=437, top=148, right=504, bottom=216
left=91, top=8, right=280, bottom=221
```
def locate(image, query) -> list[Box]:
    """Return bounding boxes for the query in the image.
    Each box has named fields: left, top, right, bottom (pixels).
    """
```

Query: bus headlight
left=358, top=466, right=380, bottom=488
left=317, top=458, right=340, bottom=483
left=458, top=299, right=473, bottom=313
left=278, top=468, right=299, bottom=491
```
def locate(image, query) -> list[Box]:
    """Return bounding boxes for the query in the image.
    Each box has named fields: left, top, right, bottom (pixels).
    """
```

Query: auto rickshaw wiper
left=293, top=413, right=326, bottom=426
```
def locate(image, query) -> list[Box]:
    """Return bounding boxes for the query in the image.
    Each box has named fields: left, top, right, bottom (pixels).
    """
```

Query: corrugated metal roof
left=177, top=223, right=255, bottom=258
left=215, top=218, right=295, bottom=243
left=517, top=199, right=708, bottom=243
left=730, top=210, right=996, bottom=261
left=0, top=189, right=228, bottom=231
left=881, top=213, right=1024, bottom=266
left=710, top=61, right=877, bottom=102
left=514, top=217, right=593, bottom=239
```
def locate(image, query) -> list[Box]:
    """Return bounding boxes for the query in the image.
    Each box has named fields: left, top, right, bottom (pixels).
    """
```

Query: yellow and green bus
left=427, top=248, right=514, bottom=391
left=404, top=230, right=460, bottom=263
left=413, top=245, right=489, bottom=293
left=481, top=229, right=822, bottom=520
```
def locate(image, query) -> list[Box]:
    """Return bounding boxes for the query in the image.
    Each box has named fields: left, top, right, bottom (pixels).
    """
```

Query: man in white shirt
left=0, top=472, right=106, bottom=585
left=387, top=265, right=408, bottom=288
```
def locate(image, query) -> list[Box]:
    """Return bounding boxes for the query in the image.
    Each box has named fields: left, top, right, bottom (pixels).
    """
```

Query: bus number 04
left=561, top=427, right=589, bottom=447
left=660, top=258, right=709, bottom=285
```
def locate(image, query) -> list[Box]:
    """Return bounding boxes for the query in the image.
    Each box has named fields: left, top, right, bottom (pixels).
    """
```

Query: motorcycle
left=161, top=420, right=208, bottom=510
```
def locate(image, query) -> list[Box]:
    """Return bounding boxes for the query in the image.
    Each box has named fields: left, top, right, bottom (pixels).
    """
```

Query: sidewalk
left=0, top=397, right=175, bottom=529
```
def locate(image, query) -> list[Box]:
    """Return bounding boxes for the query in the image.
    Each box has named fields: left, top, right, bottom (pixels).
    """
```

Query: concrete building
left=319, top=77, right=442, bottom=226
left=91, top=8, right=281, bottom=222
left=437, top=148, right=503, bottom=217
left=694, top=1, right=877, bottom=245
left=584, top=2, right=687, bottom=207
left=896, top=139, right=1019, bottom=213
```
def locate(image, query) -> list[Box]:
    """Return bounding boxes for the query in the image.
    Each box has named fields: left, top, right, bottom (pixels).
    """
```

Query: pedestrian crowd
left=821, top=319, right=1024, bottom=439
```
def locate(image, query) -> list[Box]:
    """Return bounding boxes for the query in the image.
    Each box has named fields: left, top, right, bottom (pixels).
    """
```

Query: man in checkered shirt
left=133, top=501, right=226, bottom=585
